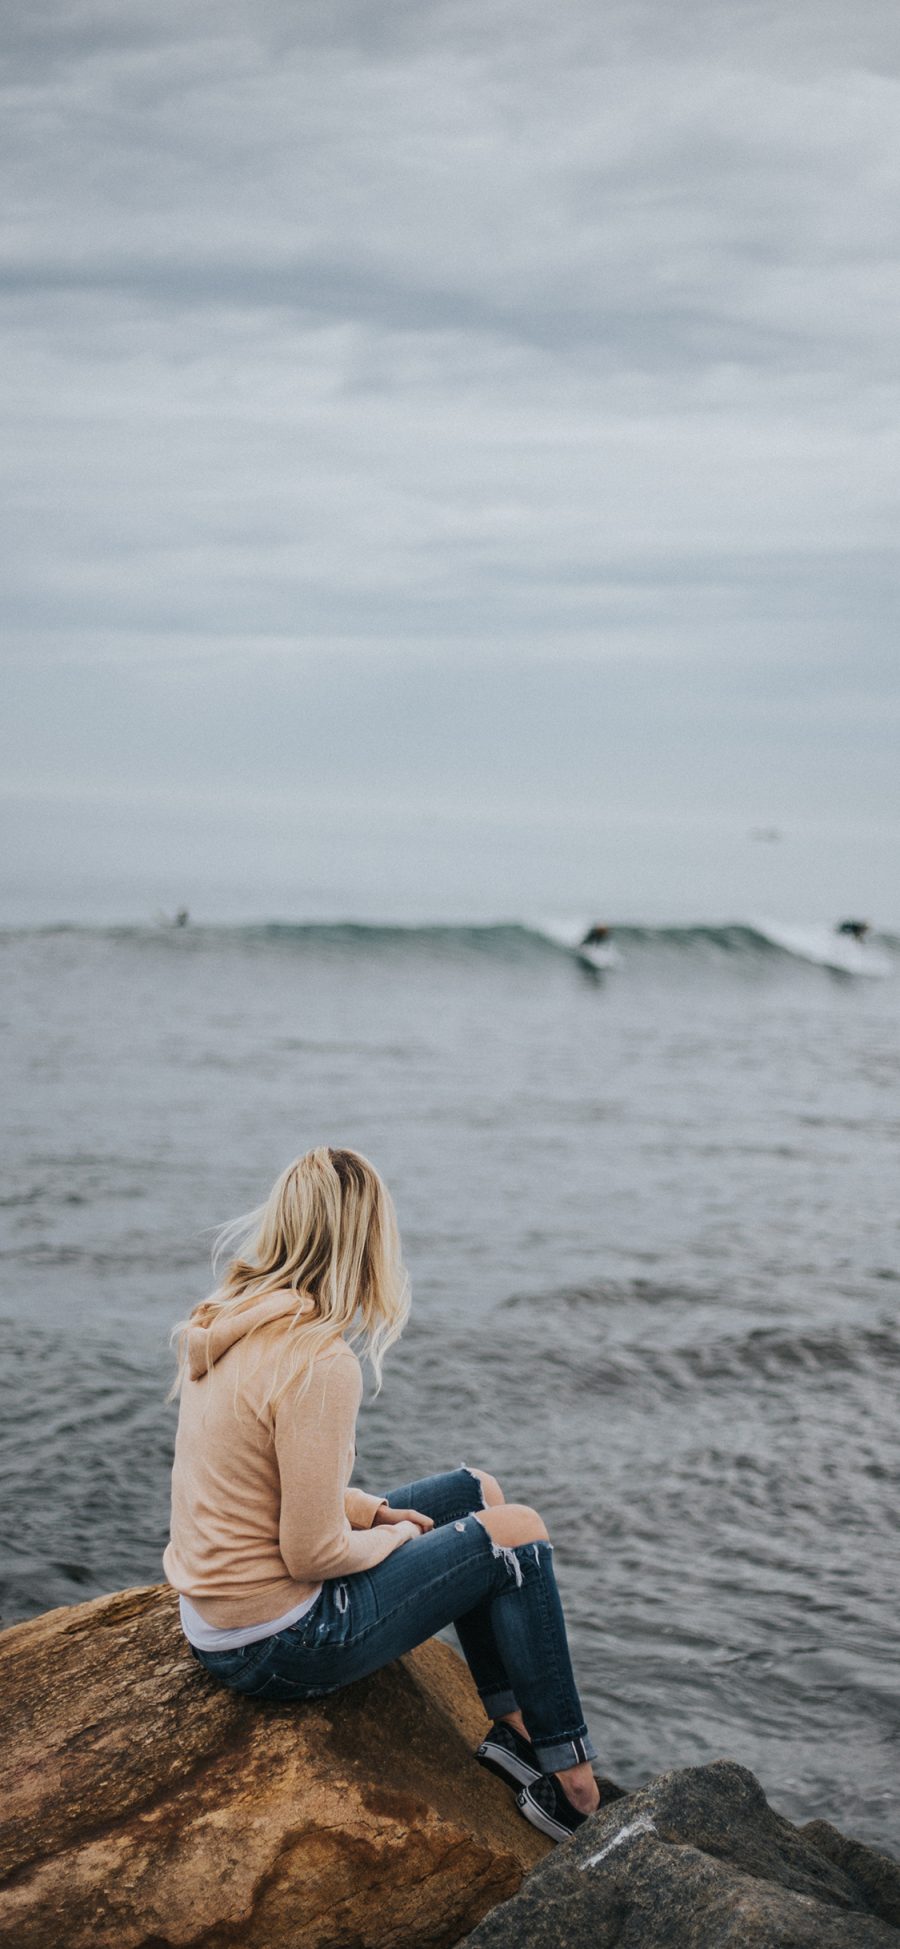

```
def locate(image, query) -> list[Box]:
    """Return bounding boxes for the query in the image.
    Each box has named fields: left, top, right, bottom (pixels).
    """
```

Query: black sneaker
left=516, top=1772, right=609, bottom=1843
left=475, top=1720, right=543, bottom=1790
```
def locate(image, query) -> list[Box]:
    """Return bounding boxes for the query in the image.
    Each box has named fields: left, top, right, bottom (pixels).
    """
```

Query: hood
left=187, top=1290, right=314, bottom=1381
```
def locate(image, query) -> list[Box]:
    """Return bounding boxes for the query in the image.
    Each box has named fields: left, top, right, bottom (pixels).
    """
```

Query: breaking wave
left=4, top=916, right=894, bottom=976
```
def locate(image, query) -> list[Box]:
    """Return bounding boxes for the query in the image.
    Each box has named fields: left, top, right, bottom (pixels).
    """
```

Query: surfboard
left=577, top=941, right=622, bottom=972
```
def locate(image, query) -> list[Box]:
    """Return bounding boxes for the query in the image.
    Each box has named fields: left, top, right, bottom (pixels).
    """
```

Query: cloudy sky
left=3, top=0, right=899, bottom=920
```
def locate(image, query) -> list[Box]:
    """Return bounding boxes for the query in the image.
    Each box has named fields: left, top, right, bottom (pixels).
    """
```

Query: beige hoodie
left=163, top=1292, right=409, bottom=1629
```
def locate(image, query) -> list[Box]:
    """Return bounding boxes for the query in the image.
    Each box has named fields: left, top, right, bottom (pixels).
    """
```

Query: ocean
left=2, top=915, right=898, bottom=1851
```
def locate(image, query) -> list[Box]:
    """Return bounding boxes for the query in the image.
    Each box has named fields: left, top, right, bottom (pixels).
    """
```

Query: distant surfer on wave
left=164, top=1148, right=616, bottom=1842
left=836, top=919, right=869, bottom=942
left=580, top=922, right=611, bottom=947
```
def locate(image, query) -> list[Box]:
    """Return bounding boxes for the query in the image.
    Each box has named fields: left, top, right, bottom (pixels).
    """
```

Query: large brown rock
left=0, top=1583, right=549, bottom=1949
left=460, top=1759, right=900, bottom=1947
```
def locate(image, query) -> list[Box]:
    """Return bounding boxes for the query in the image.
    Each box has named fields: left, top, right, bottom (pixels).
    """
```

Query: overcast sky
left=2, top=0, right=899, bottom=920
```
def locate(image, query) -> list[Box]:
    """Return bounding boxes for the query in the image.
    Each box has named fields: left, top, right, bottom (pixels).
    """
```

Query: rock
left=460, top=1759, right=900, bottom=1947
left=800, top=1820, right=900, bottom=1930
left=0, top=1583, right=549, bottom=1949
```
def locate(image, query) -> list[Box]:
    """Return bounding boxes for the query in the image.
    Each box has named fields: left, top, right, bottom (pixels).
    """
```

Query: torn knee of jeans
left=489, top=1539, right=525, bottom=1587
left=458, top=1463, right=487, bottom=1509
left=487, top=1536, right=552, bottom=1585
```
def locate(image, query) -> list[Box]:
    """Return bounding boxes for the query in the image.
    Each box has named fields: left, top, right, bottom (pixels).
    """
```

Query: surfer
left=836, top=920, right=869, bottom=942
left=580, top=922, right=611, bottom=947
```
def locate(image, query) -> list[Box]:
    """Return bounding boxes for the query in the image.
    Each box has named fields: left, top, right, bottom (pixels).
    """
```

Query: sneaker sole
left=516, top=1787, right=580, bottom=1844
left=476, top=1741, right=543, bottom=1789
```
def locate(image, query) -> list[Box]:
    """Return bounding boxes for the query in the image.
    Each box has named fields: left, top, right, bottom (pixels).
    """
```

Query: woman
left=165, top=1146, right=608, bottom=1842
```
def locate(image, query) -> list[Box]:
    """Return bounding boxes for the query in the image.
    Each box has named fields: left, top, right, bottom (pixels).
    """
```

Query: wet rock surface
left=460, top=1759, right=900, bottom=1947
left=0, top=1582, right=548, bottom=1949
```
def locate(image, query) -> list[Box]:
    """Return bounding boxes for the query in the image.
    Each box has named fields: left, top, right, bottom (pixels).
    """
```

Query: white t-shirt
left=180, top=1584, right=323, bottom=1652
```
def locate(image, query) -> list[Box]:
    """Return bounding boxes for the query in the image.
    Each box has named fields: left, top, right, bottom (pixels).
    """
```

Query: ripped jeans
left=192, top=1467, right=598, bottom=1774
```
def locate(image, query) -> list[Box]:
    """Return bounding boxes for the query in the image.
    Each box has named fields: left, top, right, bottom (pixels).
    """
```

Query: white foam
left=533, top=915, right=623, bottom=968
left=754, top=919, right=892, bottom=979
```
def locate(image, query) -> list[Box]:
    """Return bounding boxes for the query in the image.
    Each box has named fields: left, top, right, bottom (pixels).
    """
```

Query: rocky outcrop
left=0, top=1583, right=549, bottom=1949
left=6, top=1588, right=897, bottom=1949
left=460, top=1758, right=900, bottom=1947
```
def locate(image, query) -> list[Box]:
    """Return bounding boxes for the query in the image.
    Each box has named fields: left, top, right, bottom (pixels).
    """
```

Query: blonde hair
left=169, top=1147, right=409, bottom=1407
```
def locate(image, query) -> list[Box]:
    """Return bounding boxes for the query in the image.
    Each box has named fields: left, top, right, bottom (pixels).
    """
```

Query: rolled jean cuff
left=480, top=1687, right=519, bottom=1719
left=532, top=1728, right=598, bottom=1774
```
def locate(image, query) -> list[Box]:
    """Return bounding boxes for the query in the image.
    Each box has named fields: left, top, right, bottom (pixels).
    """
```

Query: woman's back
left=164, top=1290, right=400, bottom=1629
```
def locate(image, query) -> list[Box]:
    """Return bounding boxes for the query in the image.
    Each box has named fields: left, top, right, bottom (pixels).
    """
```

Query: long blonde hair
left=169, top=1147, right=410, bottom=1406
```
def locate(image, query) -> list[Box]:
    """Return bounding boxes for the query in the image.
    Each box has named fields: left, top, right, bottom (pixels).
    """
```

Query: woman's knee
left=474, top=1502, right=549, bottom=1547
left=465, top=1465, right=504, bottom=1508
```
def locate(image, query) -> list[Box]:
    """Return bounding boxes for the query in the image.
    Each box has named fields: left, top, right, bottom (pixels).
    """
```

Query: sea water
left=1, top=917, right=897, bottom=1850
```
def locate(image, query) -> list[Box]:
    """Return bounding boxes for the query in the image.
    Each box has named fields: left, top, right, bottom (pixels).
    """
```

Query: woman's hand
left=373, top=1503, right=434, bottom=1534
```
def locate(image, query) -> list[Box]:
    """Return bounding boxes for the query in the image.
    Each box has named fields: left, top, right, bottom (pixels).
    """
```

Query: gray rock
left=460, top=1759, right=900, bottom=1946
left=800, top=1820, right=900, bottom=1930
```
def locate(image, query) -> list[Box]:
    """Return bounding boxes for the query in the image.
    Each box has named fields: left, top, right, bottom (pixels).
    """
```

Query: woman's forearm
left=345, top=1486, right=388, bottom=1528
left=280, top=1512, right=418, bottom=1581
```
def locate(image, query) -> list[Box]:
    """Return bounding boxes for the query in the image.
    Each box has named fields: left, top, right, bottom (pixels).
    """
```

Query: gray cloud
left=2, top=0, right=899, bottom=913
